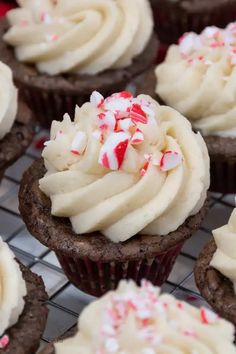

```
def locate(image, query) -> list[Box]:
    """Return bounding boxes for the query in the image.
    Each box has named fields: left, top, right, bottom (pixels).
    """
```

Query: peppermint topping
left=44, top=91, right=184, bottom=174
left=178, top=22, right=236, bottom=66
left=70, top=131, right=87, bottom=155
left=90, top=91, right=104, bottom=108
left=95, top=281, right=223, bottom=353
left=98, top=132, right=129, bottom=170
left=200, top=308, right=219, bottom=324
left=0, top=335, right=9, bottom=350
left=160, top=151, right=182, bottom=172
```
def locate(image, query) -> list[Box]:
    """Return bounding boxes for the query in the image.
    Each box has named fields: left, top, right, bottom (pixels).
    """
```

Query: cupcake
left=19, top=91, right=209, bottom=296
left=0, top=0, right=157, bottom=128
left=195, top=203, right=236, bottom=327
left=135, top=23, right=236, bottom=193
left=0, top=238, right=48, bottom=354
left=39, top=280, right=236, bottom=354
left=0, top=60, right=34, bottom=182
left=150, top=0, right=236, bottom=45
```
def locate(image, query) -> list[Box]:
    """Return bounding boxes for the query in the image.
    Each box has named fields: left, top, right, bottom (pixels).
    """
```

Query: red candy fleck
left=101, top=153, right=110, bottom=169
left=129, top=104, right=148, bottom=124
left=114, top=140, right=129, bottom=169
left=118, top=91, right=133, bottom=99
left=0, top=335, right=9, bottom=350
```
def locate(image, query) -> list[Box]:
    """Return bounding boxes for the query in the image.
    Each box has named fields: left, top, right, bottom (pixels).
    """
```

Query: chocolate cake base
left=0, top=19, right=158, bottom=128
left=150, top=0, right=236, bottom=45
left=0, top=100, right=35, bottom=183
left=135, top=69, right=236, bottom=194
left=19, top=158, right=208, bottom=297
left=2, top=262, right=48, bottom=354
left=194, top=239, right=236, bottom=326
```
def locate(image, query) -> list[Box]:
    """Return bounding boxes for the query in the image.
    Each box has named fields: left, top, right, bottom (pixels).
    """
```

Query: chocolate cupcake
left=0, top=0, right=157, bottom=128
left=195, top=206, right=236, bottom=327
left=0, top=238, right=48, bottom=354
left=39, top=280, right=236, bottom=354
left=135, top=23, right=236, bottom=193
left=19, top=91, right=209, bottom=296
left=150, top=0, right=236, bottom=45
left=0, top=61, right=34, bottom=182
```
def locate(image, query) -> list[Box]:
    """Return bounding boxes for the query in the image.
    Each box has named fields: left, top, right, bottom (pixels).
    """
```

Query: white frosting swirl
left=39, top=92, right=209, bottom=242
left=211, top=203, right=236, bottom=293
left=0, top=62, right=17, bottom=139
left=54, top=280, right=236, bottom=354
left=155, top=23, right=236, bottom=138
left=0, top=238, right=27, bottom=336
left=4, top=0, right=153, bottom=75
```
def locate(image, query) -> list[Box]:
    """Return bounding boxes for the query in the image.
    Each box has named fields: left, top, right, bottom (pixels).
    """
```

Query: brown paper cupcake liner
left=19, top=159, right=208, bottom=297
left=194, top=239, right=236, bottom=327
left=0, top=19, right=158, bottom=128
left=4, top=262, right=48, bottom=354
left=0, top=100, right=35, bottom=183
left=150, top=0, right=236, bottom=44
left=56, top=243, right=183, bottom=297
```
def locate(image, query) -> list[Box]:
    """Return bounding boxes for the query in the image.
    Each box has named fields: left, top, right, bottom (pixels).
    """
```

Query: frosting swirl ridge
left=155, top=23, right=236, bottom=138
left=4, top=0, right=153, bottom=75
left=211, top=204, right=236, bottom=292
left=54, top=280, right=236, bottom=354
left=0, top=62, right=17, bottom=139
left=0, top=238, right=27, bottom=337
left=39, top=91, right=209, bottom=242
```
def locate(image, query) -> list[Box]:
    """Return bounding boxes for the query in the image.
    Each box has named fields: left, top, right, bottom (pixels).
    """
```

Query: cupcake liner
left=56, top=243, right=183, bottom=297
left=150, top=0, right=236, bottom=44
left=194, top=239, right=236, bottom=327
left=18, top=82, right=127, bottom=128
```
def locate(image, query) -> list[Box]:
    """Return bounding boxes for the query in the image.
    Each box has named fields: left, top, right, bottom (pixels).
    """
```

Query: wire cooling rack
left=1, top=127, right=234, bottom=351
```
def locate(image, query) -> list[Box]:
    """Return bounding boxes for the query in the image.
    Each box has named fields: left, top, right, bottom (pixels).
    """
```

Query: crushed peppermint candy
left=160, top=151, right=182, bottom=172
left=178, top=22, right=236, bottom=66
left=0, top=335, right=9, bottom=350
left=200, top=307, right=219, bottom=324
left=70, top=131, right=87, bottom=155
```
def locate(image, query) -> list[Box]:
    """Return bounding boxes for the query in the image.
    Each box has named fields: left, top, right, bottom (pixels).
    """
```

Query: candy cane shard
left=131, top=128, right=144, bottom=145
left=160, top=151, right=182, bottom=172
left=129, top=103, right=148, bottom=124
left=200, top=308, right=218, bottom=324
left=90, top=91, right=104, bottom=108
left=97, top=111, right=116, bottom=131
left=70, top=131, right=87, bottom=155
left=0, top=335, right=9, bottom=349
left=98, top=132, right=130, bottom=170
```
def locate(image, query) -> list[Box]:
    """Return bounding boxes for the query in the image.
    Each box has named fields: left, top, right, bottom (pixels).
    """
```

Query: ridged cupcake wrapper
left=56, top=242, right=183, bottom=297
left=210, top=157, right=236, bottom=194
left=153, top=5, right=236, bottom=44
left=18, top=82, right=127, bottom=128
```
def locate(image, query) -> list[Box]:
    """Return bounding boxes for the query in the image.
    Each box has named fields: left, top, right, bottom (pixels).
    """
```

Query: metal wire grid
left=1, top=127, right=234, bottom=351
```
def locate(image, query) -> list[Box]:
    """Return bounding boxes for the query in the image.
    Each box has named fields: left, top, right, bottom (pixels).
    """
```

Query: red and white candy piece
left=179, top=33, right=201, bottom=56
left=97, top=111, right=116, bottom=131
left=160, top=151, right=182, bottom=172
left=131, top=128, right=144, bottom=145
left=104, top=97, right=131, bottom=113
left=0, top=335, right=9, bottom=349
left=90, top=91, right=104, bottom=108
left=140, top=154, right=152, bottom=176
left=70, top=131, right=87, bottom=155
left=98, top=132, right=129, bottom=170
left=45, top=34, right=59, bottom=42
left=117, top=118, right=133, bottom=132
left=202, top=26, right=219, bottom=39
left=200, top=308, right=219, bottom=324
left=40, top=11, right=52, bottom=24
left=129, top=103, right=148, bottom=124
